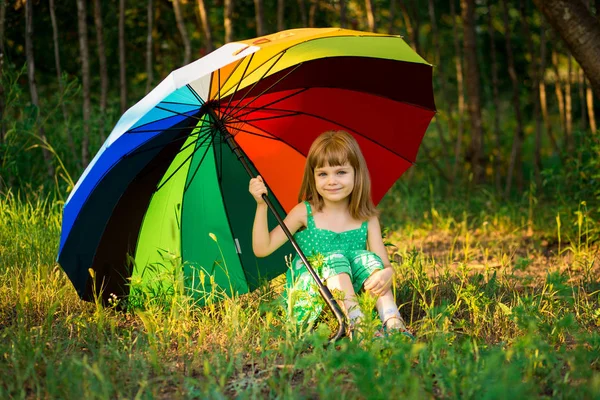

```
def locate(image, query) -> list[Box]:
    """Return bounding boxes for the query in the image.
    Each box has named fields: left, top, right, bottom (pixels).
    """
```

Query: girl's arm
left=249, top=176, right=305, bottom=257
left=363, top=215, right=395, bottom=296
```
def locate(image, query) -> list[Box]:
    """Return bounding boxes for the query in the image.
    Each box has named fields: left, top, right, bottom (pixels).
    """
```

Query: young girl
left=249, top=130, right=412, bottom=339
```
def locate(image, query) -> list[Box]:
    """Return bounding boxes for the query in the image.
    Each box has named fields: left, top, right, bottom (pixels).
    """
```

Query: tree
left=254, top=0, right=265, bottom=35
left=1, top=0, right=7, bottom=160
left=224, top=0, right=234, bottom=43
left=197, top=0, right=213, bottom=52
left=486, top=0, right=503, bottom=190
left=502, top=0, right=525, bottom=195
left=278, top=0, right=284, bottom=31
left=461, top=0, right=484, bottom=184
left=538, top=22, right=562, bottom=162
left=119, top=0, right=128, bottom=113
left=450, top=0, right=465, bottom=183
left=428, top=0, right=451, bottom=173
left=533, top=0, right=600, bottom=98
left=519, top=0, right=543, bottom=186
left=172, top=0, right=191, bottom=65
left=365, top=0, right=376, bottom=32
left=339, top=0, right=347, bottom=28
left=76, top=0, right=91, bottom=166
left=93, top=0, right=108, bottom=141
left=26, top=0, right=54, bottom=177
left=49, top=0, right=76, bottom=161
left=297, top=0, right=308, bottom=27
left=145, top=0, right=154, bottom=94
left=308, top=0, right=318, bottom=28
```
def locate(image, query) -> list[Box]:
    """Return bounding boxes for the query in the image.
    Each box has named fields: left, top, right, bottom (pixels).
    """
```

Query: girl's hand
left=363, top=267, right=394, bottom=297
left=249, top=175, right=267, bottom=204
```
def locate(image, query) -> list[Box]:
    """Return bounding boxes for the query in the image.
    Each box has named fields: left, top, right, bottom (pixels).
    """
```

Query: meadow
left=1, top=174, right=599, bottom=399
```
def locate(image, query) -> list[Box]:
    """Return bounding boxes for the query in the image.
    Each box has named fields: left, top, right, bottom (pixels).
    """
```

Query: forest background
left=1, top=0, right=600, bottom=398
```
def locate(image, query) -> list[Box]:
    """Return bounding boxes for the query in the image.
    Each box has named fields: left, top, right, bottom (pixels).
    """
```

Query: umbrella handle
left=207, top=107, right=347, bottom=342
left=258, top=192, right=348, bottom=343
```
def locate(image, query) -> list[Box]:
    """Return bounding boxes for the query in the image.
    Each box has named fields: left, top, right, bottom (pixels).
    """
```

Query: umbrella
left=58, top=28, right=435, bottom=339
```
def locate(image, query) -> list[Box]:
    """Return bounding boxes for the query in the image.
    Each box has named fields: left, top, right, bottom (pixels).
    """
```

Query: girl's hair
left=298, top=130, right=378, bottom=220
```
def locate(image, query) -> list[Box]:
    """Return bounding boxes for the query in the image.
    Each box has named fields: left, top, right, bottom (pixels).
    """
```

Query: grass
left=1, top=182, right=599, bottom=399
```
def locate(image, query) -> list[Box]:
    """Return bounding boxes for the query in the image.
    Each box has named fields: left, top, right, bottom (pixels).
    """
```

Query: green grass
left=1, top=185, right=599, bottom=399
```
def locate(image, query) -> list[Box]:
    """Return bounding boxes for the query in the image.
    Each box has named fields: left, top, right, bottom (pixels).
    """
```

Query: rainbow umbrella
left=58, top=28, right=435, bottom=336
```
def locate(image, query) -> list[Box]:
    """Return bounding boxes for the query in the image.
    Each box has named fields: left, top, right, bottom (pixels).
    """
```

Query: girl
left=249, top=130, right=412, bottom=339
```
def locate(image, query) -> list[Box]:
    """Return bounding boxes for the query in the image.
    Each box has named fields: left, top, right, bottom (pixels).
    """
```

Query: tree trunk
left=552, top=49, right=566, bottom=133
left=278, top=0, right=285, bottom=31
left=578, top=65, right=587, bottom=132
left=49, top=0, right=76, bottom=162
left=145, top=0, right=154, bottom=94
left=461, top=0, right=485, bottom=184
left=26, top=0, right=54, bottom=178
left=0, top=0, right=5, bottom=57
left=388, top=0, right=396, bottom=34
left=533, top=0, right=600, bottom=98
left=0, top=0, right=6, bottom=185
left=519, top=0, right=543, bottom=187
left=399, top=1, right=420, bottom=54
left=365, top=0, right=376, bottom=32
left=428, top=0, right=451, bottom=172
left=254, top=0, right=265, bottom=35
left=587, top=81, right=597, bottom=132
left=565, top=55, right=573, bottom=151
left=339, top=0, right=347, bottom=28
left=224, top=0, right=234, bottom=43
left=450, top=0, right=465, bottom=183
left=501, top=0, right=525, bottom=196
left=173, top=0, right=191, bottom=65
left=197, top=0, right=213, bottom=53
left=77, top=0, right=91, bottom=166
left=119, top=0, right=128, bottom=114
left=93, top=0, right=108, bottom=142
left=486, top=0, right=503, bottom=191
left=297, top=0, right=308, bottom=27
left=539, top=22, right=562, bottom=161
left=309, top=0, right=318, bottom=27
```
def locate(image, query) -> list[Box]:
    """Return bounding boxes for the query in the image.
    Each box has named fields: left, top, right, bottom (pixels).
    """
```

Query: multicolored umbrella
left=58, top=28, right=435, bottom=321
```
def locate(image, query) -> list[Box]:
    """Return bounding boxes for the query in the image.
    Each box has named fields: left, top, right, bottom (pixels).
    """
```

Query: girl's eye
left=337, top=171, right=346, bottom=175
left=318, top=172, right=327, bottom=177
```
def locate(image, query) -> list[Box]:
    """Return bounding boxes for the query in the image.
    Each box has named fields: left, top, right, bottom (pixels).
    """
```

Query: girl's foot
left=382, top=316, right=415, bottom=340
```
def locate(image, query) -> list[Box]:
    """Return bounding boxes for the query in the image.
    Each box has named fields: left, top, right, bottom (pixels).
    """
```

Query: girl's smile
left=314, top=163, right=355, bottom=203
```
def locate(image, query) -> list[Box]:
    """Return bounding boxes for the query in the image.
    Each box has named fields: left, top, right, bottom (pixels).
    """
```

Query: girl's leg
left=373, top=288, right=408, bottom=331
left=326, top=273, right=364, bottom=325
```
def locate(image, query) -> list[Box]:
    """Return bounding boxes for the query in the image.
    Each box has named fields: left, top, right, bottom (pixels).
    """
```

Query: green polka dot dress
left=285, top=201, right=384, bottom=325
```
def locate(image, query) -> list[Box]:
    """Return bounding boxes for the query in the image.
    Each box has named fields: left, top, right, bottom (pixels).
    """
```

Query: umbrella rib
left=225, top=118, right=309, bottom=162
left=125, top=107, right=202, bottom=132
left=219, top=51, right=286, bottom=118
left=186, top=84, right=205, bottom=105
left=157, top=127, right=215, bottom=193
left=223, top=63, right=304, bottom=123
left=183, top=133, right=216, bottom=193
left=134, top=124, right=215, bottom=187
left=127, top=126, right=211, bottom=158
left=236, top=105, right=416, bottom=166
left=223, top=53, right=255, bottom=120
left=155, top=105, right=207, bottom=122
left=231, top=111, right=301, bottom=124
left=215, top=33, right=383, bottom=102
left=226, top=88, right=308, bottom=121
left=220, top=122, right=283, bottom=142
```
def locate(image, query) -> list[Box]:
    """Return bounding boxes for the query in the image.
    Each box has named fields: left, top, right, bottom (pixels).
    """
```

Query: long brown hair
left=298, top=130, right=378, bottom=220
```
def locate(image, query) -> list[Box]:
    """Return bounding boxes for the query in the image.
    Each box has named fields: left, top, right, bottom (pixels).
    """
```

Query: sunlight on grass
left=1, top=188, right=599, bottom=398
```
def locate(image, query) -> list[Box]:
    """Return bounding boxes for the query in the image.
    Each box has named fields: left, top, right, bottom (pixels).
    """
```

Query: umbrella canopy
left=58, top=28, right=435, bottom=304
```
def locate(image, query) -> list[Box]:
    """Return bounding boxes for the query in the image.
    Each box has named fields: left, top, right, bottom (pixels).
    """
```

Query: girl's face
left=313, top=162, right=355, bottom=205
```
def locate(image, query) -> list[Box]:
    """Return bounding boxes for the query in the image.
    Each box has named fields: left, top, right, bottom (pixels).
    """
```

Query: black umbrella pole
left=208, top=110, right=347, bottom=342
